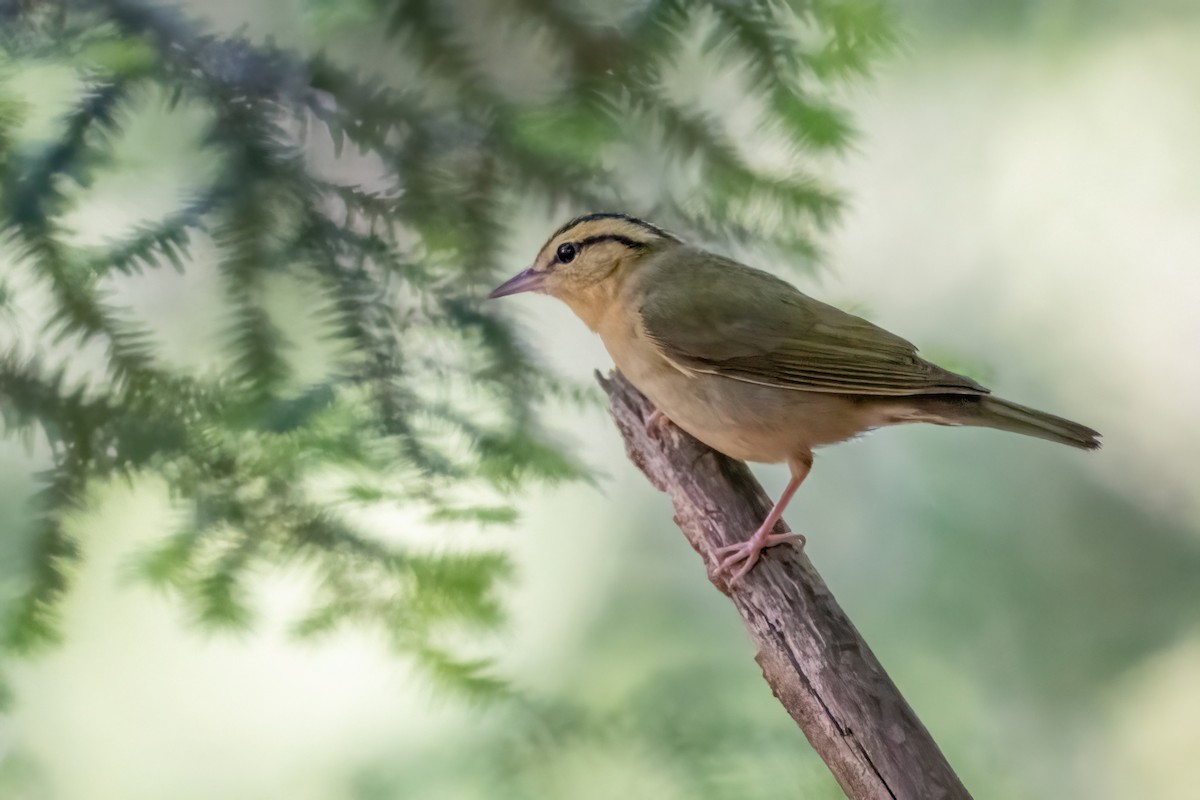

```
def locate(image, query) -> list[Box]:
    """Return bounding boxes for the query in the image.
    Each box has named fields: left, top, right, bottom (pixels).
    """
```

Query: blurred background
left=3, top=0, right=1200, bottom=798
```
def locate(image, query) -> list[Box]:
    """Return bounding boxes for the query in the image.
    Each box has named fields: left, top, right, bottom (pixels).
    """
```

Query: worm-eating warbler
left=490, top=213, right=1101, bottom=582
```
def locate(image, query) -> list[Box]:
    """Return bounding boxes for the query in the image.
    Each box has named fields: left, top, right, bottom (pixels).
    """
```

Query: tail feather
left=918, top=395, right=1101, bottom=450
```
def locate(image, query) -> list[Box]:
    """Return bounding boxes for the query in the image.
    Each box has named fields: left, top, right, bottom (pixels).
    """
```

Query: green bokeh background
left=4, top=1, right=1200, bottom=797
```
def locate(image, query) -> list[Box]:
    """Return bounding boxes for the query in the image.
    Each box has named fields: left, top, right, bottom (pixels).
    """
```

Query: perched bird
left=490, top=212, right=1101, bottom=582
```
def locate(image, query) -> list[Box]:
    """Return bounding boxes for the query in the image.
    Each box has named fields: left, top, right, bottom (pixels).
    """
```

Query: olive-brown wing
left=637, top=249, right=989, bottom=397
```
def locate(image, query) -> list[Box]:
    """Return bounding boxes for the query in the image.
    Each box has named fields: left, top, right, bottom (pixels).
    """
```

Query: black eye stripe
left=550, top=234, right=650, bottom=268
left=573, top=234, right=649, bottom=252
left=552, top=212, right=678, bottom=242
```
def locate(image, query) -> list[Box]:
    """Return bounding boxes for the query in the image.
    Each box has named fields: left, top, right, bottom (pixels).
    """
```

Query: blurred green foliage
left=903, top=0, right=1200, bottom=40
left=352, top=607, right=846, bottom=799
left=0, top=0, right=892, bottom=690
left=2, top=2, right=1200, bottom=799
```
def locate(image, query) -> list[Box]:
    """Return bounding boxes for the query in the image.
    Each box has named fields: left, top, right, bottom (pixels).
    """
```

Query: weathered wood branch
left=598, top=370, right=971, bottom=800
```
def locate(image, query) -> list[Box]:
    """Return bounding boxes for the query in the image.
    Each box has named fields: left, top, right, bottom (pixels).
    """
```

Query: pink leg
left=714, top=454, right=811, bottom=584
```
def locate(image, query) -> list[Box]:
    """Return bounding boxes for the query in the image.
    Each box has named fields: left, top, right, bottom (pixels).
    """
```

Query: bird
left=489, top=212, right=1101, bottom=583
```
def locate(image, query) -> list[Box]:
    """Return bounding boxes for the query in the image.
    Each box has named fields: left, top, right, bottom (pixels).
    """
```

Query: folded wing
left=637, top=249, right=989, bottom=397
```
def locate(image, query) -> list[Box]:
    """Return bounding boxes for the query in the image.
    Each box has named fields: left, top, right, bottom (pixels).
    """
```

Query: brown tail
left=917, top=395, right=1101, bottom=450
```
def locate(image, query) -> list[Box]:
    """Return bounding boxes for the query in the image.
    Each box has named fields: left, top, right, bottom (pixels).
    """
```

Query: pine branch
left=0, top=88, right=23, bottom=162
left=0, top=78, right=128, bottom=231
left=494, top=113, right=616, bottom=208
left=307, top=55, right=425, bottom=156
left=1, top=0, right=899, bottom=691
left=293, top=209, right=464, bottom=481
left=3, top=464, right=86, bottom=652
left=205, top=110, right=301, bottom=403
left=382, top=0, right=490, bottom=103
left=703, top=1, right=860, bottom=151
left=507, top=0, right=626, bottom=78
left=89, top=0, right=311, bottom=101
left=663, top=198, right=823, bottom=263
left=0, top=350, right=105, bottom=444
left=623, top=84, right=844, bottom=228
left=803, top=0, right=898, bottom=80
left=94, top=188, right=221, bottom=276
left=0, top=77, right=168, bottom=386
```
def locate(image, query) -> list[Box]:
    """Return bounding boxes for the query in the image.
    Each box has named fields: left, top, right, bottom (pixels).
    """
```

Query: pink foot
left=714, top=530, right=806, bottom=585
left=713, top=455, right=812, bottom=585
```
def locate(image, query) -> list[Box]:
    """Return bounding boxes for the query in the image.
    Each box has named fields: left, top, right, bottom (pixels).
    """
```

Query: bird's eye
left=556, top=242, right=577, bottom=264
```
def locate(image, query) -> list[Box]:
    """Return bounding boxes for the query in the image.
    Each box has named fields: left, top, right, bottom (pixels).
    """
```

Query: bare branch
left=598, top=369, right=971, bottom=800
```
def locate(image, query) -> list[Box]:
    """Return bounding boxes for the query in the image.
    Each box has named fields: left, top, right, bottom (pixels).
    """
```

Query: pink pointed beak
left=488, top=267, right=546, bottom=298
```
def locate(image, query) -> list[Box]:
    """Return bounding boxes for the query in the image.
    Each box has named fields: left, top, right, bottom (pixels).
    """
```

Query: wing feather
left=636, top=248, right=988, bottom=397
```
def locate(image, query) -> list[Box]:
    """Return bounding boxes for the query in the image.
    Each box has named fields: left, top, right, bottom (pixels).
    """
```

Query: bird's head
left=489, top=212, right=678, bottom=324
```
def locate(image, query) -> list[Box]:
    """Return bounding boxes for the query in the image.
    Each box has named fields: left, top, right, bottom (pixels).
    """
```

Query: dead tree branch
left=598, top=370, right=971, bottom=800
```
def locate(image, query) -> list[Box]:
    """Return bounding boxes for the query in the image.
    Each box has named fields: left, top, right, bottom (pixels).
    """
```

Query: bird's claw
left=714, top=531, right=806, bottom=585
left=644, top=408, right=671, bottom=439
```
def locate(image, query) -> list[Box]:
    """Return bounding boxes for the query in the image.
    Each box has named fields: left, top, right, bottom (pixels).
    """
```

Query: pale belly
left=602, top=328, right=894, bottom=464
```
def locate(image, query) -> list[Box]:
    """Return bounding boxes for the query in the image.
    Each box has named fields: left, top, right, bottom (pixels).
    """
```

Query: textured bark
left=598, top=370, right=971, bottom=800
